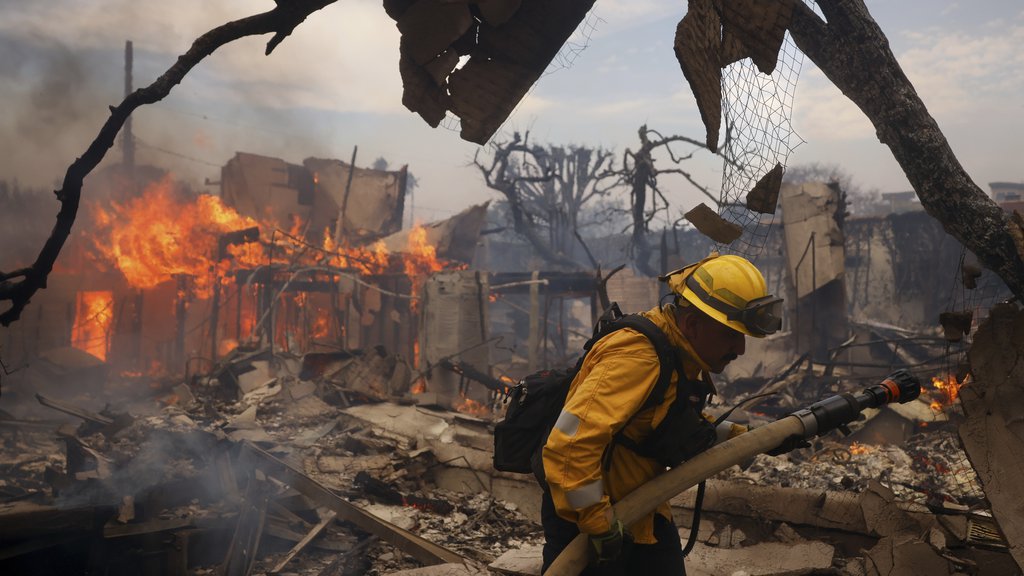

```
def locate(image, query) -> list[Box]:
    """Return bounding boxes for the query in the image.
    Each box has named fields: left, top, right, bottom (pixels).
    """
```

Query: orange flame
left=849, top=441, right=872, bottom=456
left=403, top=225, right=447, bottom=310
left=71, top=291, right=114, bottom=361
left=455, top=395, right=491, bottom=417
left=90, top=176, right=259, bottom=298
left=79, top=175, right=473, bottom=363
left=219, top=338, right=239, bottom=357
left=403, top=225, right=443, bottom=278
left=322, top=230, right=390, bottom=275
left=929, top=374, right=963, bottom=411
left=311, top=307, right=331, bottom=339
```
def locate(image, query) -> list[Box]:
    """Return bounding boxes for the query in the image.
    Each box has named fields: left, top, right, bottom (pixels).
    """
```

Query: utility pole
left=124, top=40, right=144, bottom=373
left=122, top=40, right=135, bottom=169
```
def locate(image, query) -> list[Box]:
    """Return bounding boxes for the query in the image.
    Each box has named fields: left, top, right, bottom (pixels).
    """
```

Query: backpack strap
left=601, top=317, right=719, bottom=469
left=604, top=314, right=679, bottom=414
left=588, top=314, right=681, bottom=470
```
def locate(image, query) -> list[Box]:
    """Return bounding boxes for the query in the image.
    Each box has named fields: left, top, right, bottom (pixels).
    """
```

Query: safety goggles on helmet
left=684, top=274, right=783, bottom=336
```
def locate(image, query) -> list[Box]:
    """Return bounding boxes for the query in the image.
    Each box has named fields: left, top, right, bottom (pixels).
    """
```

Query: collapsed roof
left=386, top=0, right=596, bottom=144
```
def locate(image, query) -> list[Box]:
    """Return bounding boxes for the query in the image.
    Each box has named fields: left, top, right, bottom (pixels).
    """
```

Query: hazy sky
left=1, top=0, right=1021, bottom=223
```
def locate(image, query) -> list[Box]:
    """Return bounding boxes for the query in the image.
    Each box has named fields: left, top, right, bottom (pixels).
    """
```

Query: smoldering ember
left=2, top=3, right=1024, bottom=576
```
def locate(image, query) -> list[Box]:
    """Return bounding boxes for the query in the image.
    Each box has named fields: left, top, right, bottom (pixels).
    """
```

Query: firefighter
left=541, top=253, right=783, bottom=574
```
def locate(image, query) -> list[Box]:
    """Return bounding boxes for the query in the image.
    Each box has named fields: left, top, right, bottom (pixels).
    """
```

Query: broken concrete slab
left=489, top=542, right=542, bottom=575
left=860, top=481, right=929, bottom=538
left=780, top=182, right=845, bottom=299
left=362, top=503, right=418, bottom=531
left=340, top=402, right=545, bottom=520
left=863, top=534, right=956, bottom=576
left=316, top=454, right=393, bottom=475
left=685, top=540, right=834, bottom=575
left=341, top=403, right=454, bottom=448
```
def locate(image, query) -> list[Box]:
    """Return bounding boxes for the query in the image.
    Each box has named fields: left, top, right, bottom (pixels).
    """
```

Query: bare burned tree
left=473, top=132, right=617, bottom=270
left=0, top=0, right=339, bottom=327
left=607, top=124, right=722, bottom=276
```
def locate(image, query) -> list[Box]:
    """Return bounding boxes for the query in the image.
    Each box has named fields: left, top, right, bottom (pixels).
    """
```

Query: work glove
left=589, top=518, right=629, bottom=566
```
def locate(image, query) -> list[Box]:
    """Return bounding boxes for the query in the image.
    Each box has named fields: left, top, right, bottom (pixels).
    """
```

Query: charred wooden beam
left=0, top=501, right=113, bottom=541
left=269, top=508, right=338, bottom=574
left=35, top=393, right=113, bottom=426
left=223, top=476, right=271, bottom=576
left=439, top=358, right=507, bottom=391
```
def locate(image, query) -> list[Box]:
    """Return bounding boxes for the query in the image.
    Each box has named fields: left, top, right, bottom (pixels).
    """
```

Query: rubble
left=1, top=337, right=1020, bottom=576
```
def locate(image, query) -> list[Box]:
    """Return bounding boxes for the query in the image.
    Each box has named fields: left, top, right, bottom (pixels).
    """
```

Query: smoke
left=0, top=31, right=113, bottom=188
left=54, top=424, right=230, bottom=511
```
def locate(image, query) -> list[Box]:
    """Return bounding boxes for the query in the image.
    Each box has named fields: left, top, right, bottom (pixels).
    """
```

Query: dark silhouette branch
left=605, top=125, right=722, bottom=276
left=0, top=0, right=337, bottom=326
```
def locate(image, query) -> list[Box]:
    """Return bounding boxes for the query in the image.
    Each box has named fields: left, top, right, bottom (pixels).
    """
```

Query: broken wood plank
left=264, top=520, right=349, bottom=552
left=223, top=476, right=271, bottom=576
left=216, top=446, right=241, bottom=500
left=490, top=542, right=542, bottom=575
left=240, top=441, right=464, bottom=567
left=0, top=501, right=114, bottom=540
left=269, top=508, right=338, bottom=574
left=269, top=500, right=314, bottom=532
left=103, top=516, right=194, bottom=538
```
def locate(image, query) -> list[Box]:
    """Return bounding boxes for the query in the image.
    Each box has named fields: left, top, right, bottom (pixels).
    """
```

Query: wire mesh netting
left=716, top=27, right=806, bottom=261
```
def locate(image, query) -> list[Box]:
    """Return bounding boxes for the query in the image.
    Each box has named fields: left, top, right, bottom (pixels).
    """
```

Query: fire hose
left=543, top=369, right=921, bottom=576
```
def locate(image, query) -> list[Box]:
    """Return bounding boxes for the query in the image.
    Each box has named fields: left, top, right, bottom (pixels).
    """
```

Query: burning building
left=0, top=152, right=485, bottom=390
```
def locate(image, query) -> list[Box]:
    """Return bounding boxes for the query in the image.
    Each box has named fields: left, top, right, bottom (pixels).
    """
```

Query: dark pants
left=541, top=490, right=687, bottom=575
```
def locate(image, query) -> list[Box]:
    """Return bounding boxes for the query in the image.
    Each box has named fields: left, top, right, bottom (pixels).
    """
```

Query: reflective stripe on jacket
left=542, top=304, right=741, bottom=544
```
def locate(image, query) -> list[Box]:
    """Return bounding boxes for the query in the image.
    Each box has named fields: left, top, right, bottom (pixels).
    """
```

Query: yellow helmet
left=660, top=253, right=782, bottom=337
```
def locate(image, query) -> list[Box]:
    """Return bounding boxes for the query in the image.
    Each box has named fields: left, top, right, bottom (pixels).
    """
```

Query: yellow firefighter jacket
left=542, top=303, right=744, bottom=544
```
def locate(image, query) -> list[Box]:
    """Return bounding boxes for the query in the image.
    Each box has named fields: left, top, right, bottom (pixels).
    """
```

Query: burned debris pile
left=2, top=324, right=1021, bottom=576
left=0, top=345, right=542, bottom=575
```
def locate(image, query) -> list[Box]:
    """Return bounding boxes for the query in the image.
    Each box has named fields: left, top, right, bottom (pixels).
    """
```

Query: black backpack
left=492, top=304, right=708, bottom=476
